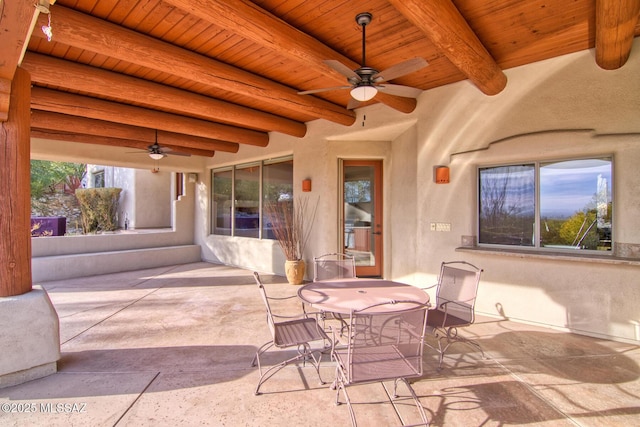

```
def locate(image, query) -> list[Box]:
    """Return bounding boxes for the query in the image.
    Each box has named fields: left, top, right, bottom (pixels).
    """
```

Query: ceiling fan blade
left=372, top=57, right=428, bottom=83
left=376, top=84, right=423, bottom=98
left=164, top=151, right=191, bottom=157
left=346, top=98, right=363, bottom=110
left=298, top=85, right=352, bottom=95
left=324, top=60, right=361, bottom=80
left=158, top=146, right=191, bottom=157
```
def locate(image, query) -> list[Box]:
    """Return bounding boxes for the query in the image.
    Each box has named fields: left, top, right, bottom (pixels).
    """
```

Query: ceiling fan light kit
left=350, top=85, right=377, bottom=101
left=148, top=152, right=164, bottom=160
left=298, top=12, right=428, bottom=108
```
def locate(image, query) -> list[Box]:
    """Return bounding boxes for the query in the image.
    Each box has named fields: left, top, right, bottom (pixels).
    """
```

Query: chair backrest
left=313, top=253, right=356, bottom=281
left=253, top=272, right=276, bottom=337
left=344, top=300, right=429, bottom=384
left=435, top=261, right=483, bottom=324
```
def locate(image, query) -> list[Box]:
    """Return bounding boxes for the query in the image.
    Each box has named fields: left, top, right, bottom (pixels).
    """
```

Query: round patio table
left=297, top=278, right=429, bottom=314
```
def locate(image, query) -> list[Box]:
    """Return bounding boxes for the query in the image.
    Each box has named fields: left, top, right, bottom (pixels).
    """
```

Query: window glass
left=478, top=158, right=612, bottom=251
left=234, top=164, right=260, bottom=238
left=93, top=170, right=105, bottom=188
left=262, top=159, right=293, bottom=239
left=212, top=169, right=232, bottom=235
left=479, top=165, right=535, bottom=246
left=540, top=158, right=612, bottom=250
left=211, top=157, right=293, bottom=238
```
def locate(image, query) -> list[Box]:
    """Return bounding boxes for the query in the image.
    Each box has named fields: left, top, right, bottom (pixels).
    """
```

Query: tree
left=559, top=210, right=599, bottom=249
left=31, top=160, right=86, bottom=199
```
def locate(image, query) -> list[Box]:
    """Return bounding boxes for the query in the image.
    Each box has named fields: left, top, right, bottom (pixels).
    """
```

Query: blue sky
left=540, top=159, right=611, bottom=218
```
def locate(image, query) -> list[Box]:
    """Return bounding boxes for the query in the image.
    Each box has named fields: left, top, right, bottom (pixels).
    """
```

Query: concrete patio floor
left=1, top=262, right=639, bottom=426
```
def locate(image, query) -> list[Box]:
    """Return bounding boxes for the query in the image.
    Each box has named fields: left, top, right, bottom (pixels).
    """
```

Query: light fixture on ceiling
left=36, top=0, right=53, bottom=42
left=148, top=129, right=165, bottom=160
left=350, top=85, right=377, bottom=102
left=35, top=0, right=50, bottom=14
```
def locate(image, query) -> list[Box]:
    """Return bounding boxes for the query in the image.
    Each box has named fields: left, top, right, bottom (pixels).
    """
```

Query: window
left=212, top=169, right=232, bottom=236
left=92, top=170, right=105, bottom=188
left=211, top=157, right=293, bottom=238
left=479, top=157, right=612, bottom=251
left=262, top=158, right=293, bottom=239
left=175, top=173, right=184, bottom=200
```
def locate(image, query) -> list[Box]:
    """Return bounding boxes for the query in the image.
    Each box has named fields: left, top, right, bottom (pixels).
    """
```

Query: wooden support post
left=0, top=67, right=32, bottom=297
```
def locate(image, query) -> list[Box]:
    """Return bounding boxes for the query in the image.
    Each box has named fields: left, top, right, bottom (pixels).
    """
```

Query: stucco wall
left=198, top=40, right=640, bottom=344
left=133, top=170, right=172, bottom=228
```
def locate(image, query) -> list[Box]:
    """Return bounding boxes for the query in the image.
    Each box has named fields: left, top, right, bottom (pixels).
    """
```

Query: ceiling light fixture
left=35, top=0, right=50, bottom=14
left=149, top=152, right=164, bottom=160
left=36, top=0, right=53, bottom=42
left=350, top=85, right=377, bottom=102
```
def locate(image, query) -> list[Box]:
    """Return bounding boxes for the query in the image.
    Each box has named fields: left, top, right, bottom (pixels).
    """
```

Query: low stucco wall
left=31, top=175, right=200, bottom=282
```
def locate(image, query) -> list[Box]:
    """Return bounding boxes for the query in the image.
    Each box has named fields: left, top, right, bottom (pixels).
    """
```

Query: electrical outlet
left=430, top=223, right=436, bottom=231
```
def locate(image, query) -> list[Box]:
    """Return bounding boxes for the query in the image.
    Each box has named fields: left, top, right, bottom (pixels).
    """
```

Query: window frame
left=210, top=156, right=293, bottom=239
left=476, top=155, right=614, bottom=254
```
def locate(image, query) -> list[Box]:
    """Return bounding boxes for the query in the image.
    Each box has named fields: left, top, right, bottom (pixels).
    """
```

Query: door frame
left=339, top=159, right=383, bottom=278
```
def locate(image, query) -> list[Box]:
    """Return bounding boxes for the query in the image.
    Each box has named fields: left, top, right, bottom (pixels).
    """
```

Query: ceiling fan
left=128, top=130, right=190, bottom=160
left=298, top=12, right=429, bottom=109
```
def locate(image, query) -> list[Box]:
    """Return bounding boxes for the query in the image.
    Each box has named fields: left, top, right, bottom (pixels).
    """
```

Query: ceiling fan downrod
left=356, top=12, right=372, bottom=67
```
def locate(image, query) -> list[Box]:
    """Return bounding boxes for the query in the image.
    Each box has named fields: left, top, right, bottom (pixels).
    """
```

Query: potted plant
left=264, top=196, right=318, bottom=284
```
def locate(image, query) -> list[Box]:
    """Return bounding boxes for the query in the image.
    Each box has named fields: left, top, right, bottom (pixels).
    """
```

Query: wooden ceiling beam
left=163, top=0, right=419, bottom=113
left=0, top=0, right=38, bottom=121
left=388, top=0, right=507, bottom=96
left=33, top=6, right=354, bottom=127
left=30, top=110, right=233, bottom=155
left=30, top=87, right=245, bottom=152
left=31, top=130, right=216, bottom=158
left=21, top=53, right=307, bottom=140
left=24, top=53, right=273, bottom=146
left=596, top=0, right=640, bottom=69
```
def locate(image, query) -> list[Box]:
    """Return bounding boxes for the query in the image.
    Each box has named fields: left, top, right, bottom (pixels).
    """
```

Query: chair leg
left=253, top=342, right=325, bottom=395
left=433, top=326, right=485, bottom=369
left=388, top=378, right=430, bottom=426
left=335, top=380, right=357, bottom=427
left=251, top=340, right=274, bottom=368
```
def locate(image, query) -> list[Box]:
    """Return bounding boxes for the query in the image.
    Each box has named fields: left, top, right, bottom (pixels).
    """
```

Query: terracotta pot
left=284, top=260, right=306, bottom=285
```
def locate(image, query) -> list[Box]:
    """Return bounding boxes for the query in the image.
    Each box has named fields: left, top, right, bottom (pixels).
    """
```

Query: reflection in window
left=478, top=158, right=612, bottom=251
left=234, top=164, right=260, bottom=238
left=212, top=169, right=232, bottom=236
left=540, top=159, right=612, bottom=250
left=345, top=179, right=371, bottom=203
left=92, top=170, right=105, bottom=188
left=211, top=157, right=293, bottom=238
left=262, top=159, right=293, bottom=239
left=479, top=165, right=535, bottom=246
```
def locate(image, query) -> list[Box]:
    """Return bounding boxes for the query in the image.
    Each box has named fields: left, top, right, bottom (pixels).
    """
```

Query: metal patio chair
left=331, top=300, right=430, bottom=427
left=251, top=272, right=330, bottom=395
left=313, top=252, right=357, bottom=281
left=312, top=253, right=357, bottom=331
left=424, top=261, right=484, bottom=368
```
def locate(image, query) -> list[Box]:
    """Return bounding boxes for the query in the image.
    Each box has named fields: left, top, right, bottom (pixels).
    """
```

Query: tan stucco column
left=0, top=67, right=32, bottom=297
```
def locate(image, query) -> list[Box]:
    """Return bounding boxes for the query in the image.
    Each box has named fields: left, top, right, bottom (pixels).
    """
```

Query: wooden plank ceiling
left=5, top=0, right=640, bottom=157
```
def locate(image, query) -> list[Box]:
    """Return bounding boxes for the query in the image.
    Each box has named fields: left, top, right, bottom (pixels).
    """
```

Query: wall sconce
left=434, top=166, right=450, bottom=184
left=302, top=179, right=312, bottom=192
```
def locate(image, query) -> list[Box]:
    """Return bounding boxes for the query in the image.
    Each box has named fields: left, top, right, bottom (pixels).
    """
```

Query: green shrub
left=75, top=188, right=122, bottom=233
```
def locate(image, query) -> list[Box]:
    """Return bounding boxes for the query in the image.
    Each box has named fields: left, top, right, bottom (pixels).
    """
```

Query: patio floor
left=1, top=262, right=639, bottom=426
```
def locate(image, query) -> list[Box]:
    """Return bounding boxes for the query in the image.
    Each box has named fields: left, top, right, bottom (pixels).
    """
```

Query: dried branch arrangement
left=264, top=196, right=318, bottom=261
